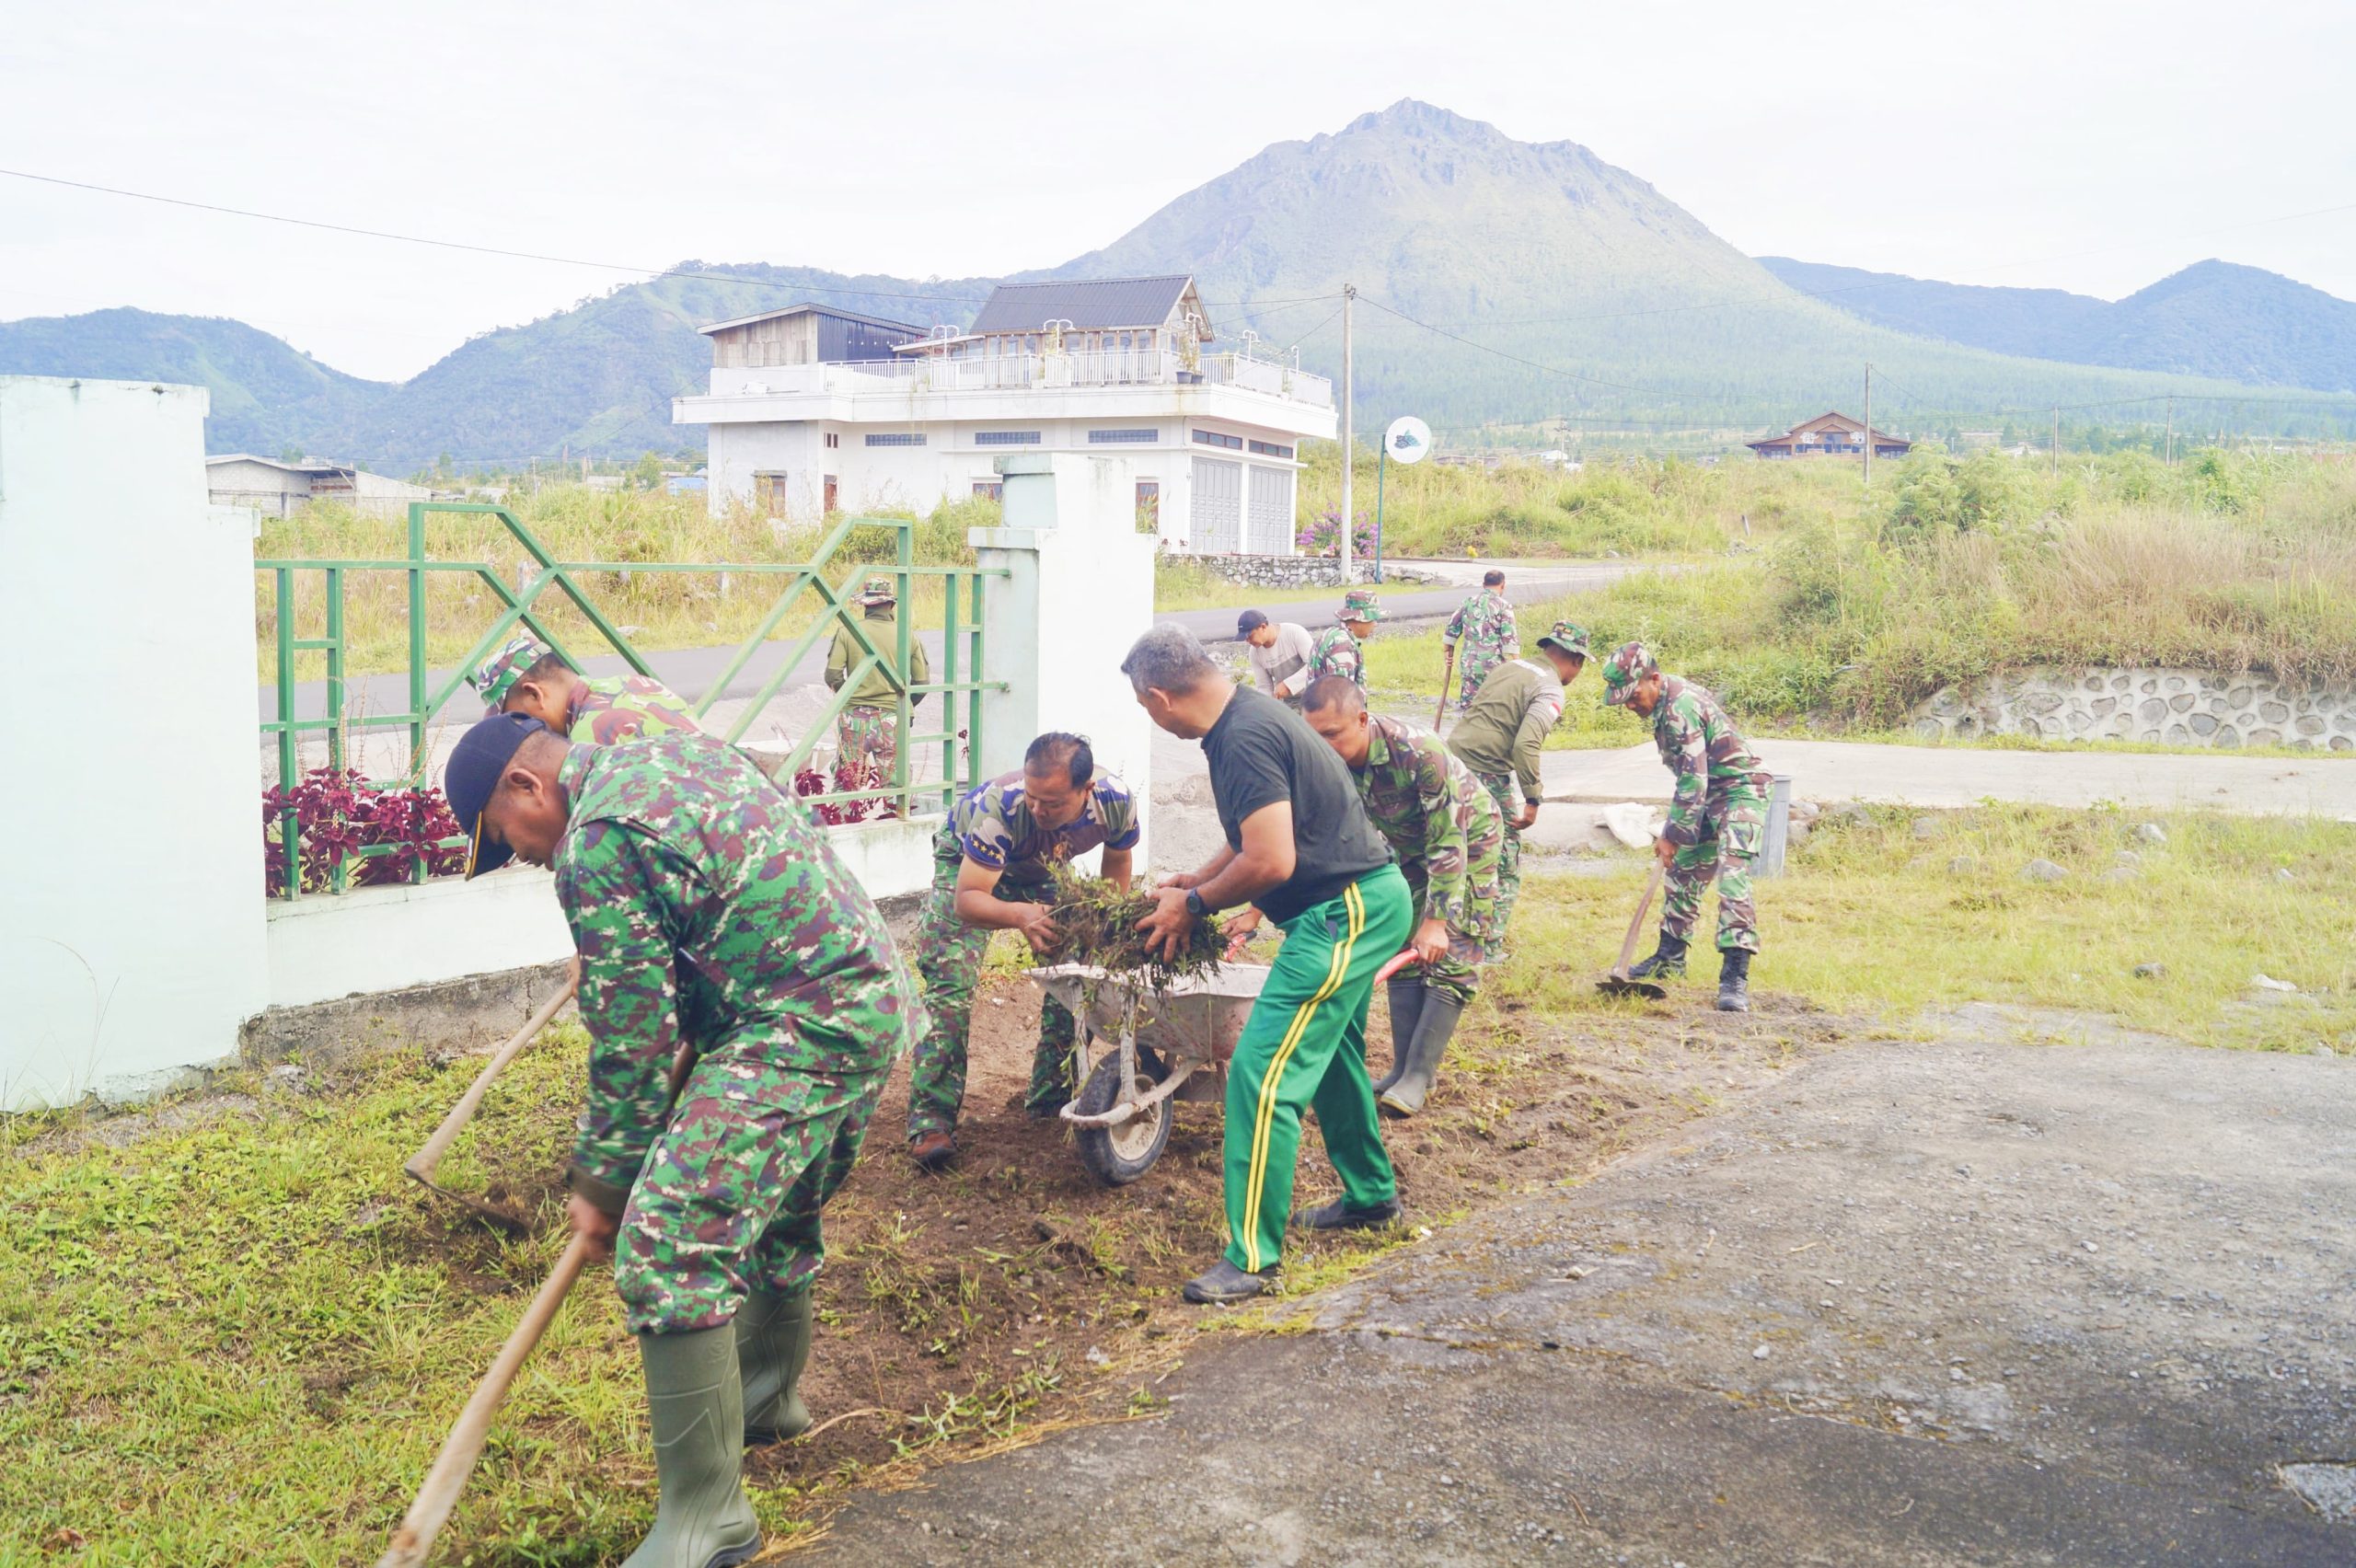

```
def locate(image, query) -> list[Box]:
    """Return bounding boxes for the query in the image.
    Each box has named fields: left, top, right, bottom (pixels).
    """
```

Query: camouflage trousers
left=906, top=871, right=1076, bottom=1137
left=612, top=1047, right=884, bottom=1335
left=1401, top=841, right=1500, bottom=1007
left=835, top=704, right=900, bottom=788
left=1661, top=786, right=1765, bottom=954
left=1468, top=768, right=1524, bottom=958
left=1455, top=652, right=1505, bottom=712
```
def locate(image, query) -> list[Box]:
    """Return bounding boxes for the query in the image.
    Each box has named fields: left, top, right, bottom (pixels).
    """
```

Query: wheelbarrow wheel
left=1071, top=1045, right=1172, bottom=1187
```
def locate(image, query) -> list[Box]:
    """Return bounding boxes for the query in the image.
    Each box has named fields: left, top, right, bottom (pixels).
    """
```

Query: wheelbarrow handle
left=1373, top=951, right=1422, bottom=986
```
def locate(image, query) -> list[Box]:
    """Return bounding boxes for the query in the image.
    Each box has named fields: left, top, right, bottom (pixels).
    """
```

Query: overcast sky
left=3, top=0, right=2350, bottom=382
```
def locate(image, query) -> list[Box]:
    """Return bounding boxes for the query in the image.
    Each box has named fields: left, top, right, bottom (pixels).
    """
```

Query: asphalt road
left=797, top=1012, right=2356, bottom=1564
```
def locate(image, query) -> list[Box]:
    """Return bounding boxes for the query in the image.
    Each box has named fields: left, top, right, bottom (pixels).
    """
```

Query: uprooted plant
left=1039, top=866, right=1224, bottom=987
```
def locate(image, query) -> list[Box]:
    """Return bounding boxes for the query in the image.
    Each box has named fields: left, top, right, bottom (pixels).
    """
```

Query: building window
left=1191, top=429, right=1244, bottom=450
left=975, top=431, right=1041, bottom=446
left=864, top=432, right=926, bottom=446
left=1136, top=479, right=1161, bottom=535
left=1248, top=439, right=1294, bottom=459
left=824, top=432, right=840, bottom=449
left=754, top=472, right=788, bottom=513
left=1089, top=428, right=1158, bottom=444
left=973, top=480, right=1004, bottom=502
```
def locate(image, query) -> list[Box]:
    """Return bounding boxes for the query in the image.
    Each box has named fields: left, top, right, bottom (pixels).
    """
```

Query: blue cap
left=443, top=711, right=550, bottom=878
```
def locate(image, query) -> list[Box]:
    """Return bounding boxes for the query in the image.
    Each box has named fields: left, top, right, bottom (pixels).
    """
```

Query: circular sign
left=1384, top=415, right=1432, bottom=465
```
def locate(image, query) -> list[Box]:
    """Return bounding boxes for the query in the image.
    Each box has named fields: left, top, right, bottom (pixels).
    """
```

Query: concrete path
left=795, top=1018, right=2356, bottom=1564
left=1545, top=735, right=2356, bottom=820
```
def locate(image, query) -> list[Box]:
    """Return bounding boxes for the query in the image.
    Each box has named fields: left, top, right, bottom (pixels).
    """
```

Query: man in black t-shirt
left=1124, top=624, right=1413, bottom=1304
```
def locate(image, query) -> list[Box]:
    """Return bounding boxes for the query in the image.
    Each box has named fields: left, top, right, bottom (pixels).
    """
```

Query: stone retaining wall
left=1911, top=666, right=2356, bottom=750
left=1188, top=553, right=1441, bottom=590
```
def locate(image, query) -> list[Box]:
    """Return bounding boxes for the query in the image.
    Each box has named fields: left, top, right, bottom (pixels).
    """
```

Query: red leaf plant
left=262, top=768, right=465, bottom=894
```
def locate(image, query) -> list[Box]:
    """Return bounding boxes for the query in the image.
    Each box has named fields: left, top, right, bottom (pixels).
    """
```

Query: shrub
left=260, top=770, right=463, bottom=894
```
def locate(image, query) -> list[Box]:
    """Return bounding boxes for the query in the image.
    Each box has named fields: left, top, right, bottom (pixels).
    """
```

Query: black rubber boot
left=735, top=1288, right=813, bottom=1446
left=1292, top=1194, right=1403, bottom=1230
left=1370, top=975, right=1426, bottom=1098
left=1716, top=948, right=1752, bottom=1013
left=624, top=1328, right=761, bottom=1568
left=1628, top=933, right=1690, bottom=980
left=1379, top=993, right=1465, bottom=1118
left=1182, top=1259, right=1277, bottom=1305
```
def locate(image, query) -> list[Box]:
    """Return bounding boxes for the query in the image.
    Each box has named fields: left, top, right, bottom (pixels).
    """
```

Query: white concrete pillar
left=0, top=376, right=269, bottom=1107
left=970, top=454, right=1157, bottom=870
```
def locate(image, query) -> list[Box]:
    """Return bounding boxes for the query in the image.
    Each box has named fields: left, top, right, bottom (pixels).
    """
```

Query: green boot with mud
left=1369, top=974, right=1426, bottom=1098
left=735, top=1288, right=813, bottom=1446
left=624, top=1326, right=761, bottom=1568
left=1379, top=993, right=1464, bottom=1118
left=1627, top=934, right=1689, bottom=981
left=1716, top=948, right=1752, bottom=1013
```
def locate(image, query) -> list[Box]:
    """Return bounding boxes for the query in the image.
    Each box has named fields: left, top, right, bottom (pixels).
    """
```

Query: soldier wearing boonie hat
left=1306, top=587, right=1383, bottom=689
left=440, top=708, right=925, bottom=1564
left=1443, top=622, right=1588, bottom=954
left=1601, top=640, right=1766, bottom=1013
left=467, top=634, right=700, bottom=749
left=826, top=574, right=930, bottom=805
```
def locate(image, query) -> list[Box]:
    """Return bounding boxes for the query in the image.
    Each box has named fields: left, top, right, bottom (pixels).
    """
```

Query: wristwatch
left=1184, top=888, right=1209, bottom=919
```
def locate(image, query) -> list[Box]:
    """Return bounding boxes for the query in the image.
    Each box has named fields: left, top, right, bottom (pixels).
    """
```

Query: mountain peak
left=1339, top=98, right=1503, bottom=142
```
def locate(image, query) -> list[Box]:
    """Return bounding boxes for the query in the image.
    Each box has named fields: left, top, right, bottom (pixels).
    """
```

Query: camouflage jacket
left=569, top=674, right=702, bottom=747
left=930, top=769, right=1142, bottom=892
left=1306, top=623, right=1364, bottom=687
left=553, top=732, right=925, bottom=1203
left=1651, top=674, right=1763, bottom=846
left=1352, top=714, right=1502, bottom=930
left=1442, top=589, right=1519, bottom=684
left=1445, top=658, right=1565, bottom=803
left=826, top=607, right=930, bottom=709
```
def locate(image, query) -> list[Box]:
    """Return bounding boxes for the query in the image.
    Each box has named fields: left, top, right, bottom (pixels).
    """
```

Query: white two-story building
left=673, top=275, right=1336, bottom=556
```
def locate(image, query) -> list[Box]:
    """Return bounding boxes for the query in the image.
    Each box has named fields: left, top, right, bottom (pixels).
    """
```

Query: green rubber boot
left=1379, top=993, right=1465, bottom=1118
left=1370, top=974, right=1426, bottom=1098
left=622, top=1327, right=761, bottom=1568
left=736, top=1288, right=814, bottom=1446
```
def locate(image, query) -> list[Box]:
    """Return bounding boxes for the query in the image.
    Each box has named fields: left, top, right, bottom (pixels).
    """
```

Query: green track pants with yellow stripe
left=1223, top=864, right=1414, bottom=1275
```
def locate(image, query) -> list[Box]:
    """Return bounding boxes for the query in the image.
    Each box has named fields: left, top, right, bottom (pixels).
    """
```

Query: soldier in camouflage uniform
left=1443, top=621, right=1589, bottom=955
left=443, top=714, right=925, bottom=1567
left=1299, top=676, right=1503, bottom=1116
left=826, top=574, right=930, bottom=799
left=1305, top=587, right=1383, bottom=688
left=469, top=635, right=703, bottom=746
left=1441, top=569, right=1519, bottom=711
left=1600, top=641, right=1765, bottom=1013
left=905, top=733, right=1141, bottom=1170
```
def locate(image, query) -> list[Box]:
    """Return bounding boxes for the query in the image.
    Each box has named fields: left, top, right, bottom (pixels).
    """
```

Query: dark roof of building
left=968, top=276, right=1201, bottom=335
left=699, top=302, right=929, bottom=337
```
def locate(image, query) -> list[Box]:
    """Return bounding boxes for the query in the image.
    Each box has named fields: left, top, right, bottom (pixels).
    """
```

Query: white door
left=1192, top=455, right=1242, bottom=553
left=1246, top=466, right=1292, bottom=554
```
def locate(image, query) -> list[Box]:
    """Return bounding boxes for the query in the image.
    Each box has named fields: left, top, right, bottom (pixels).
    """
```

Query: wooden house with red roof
left=1746, top=411, right=1910, bottom=460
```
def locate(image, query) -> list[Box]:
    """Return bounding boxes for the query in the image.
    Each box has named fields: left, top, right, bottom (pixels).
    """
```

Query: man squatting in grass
left=469, top=634, right=703, bottom=744
left=1602, top=640, right=1764, bottom=1013
left=1122, top=624, right=1412, bottom=1305
left=1303, top=586, right=1384, bottom=689
left=445, top=715, right=926, bottom=1568
left=1294, top=674, right=1504, bottom=1117
left=1239, top=608, right=1317, bottom=709
left=903, top=732, right=1141, bottom=1170
left=1444, top=621, right=1590, bottom=953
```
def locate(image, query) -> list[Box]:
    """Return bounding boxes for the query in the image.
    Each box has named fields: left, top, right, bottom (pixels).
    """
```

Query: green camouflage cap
left=468, top=636, right=550, bottom=712
left=852, top=572, right=899, bottom=605
left=1338, top=587, right=1385, bottom=623
left=1599, top=641, right=1657, bottom=705
left=1536, top=620, right=1591, bottom=660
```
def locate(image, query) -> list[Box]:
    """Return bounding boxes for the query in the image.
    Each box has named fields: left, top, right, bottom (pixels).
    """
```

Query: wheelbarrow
left=1030, top=952, right=1419, bottom=1186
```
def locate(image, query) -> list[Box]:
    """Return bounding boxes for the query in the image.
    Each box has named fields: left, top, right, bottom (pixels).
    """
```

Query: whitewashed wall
left=0, top=376, right=270, bottom=1107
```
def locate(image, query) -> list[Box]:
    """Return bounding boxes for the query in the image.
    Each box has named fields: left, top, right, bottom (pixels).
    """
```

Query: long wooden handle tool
left=1611, top=861, right=1667, bottom=982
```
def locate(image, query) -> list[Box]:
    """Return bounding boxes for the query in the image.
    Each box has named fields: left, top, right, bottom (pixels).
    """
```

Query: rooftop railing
left=705, top=348, right=1334, bottom=409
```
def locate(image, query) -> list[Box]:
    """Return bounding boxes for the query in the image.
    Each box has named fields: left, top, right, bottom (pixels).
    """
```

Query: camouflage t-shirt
left=1651, top=674, right=1763, bottom=846
left=1307, top=623, right=1365, bottom=686
left=939, top=768, right=1141, bottom=889
left=553, top=732, right=925, bottom=1196
left=1442, top=588, right=1519, bottom=692
left=569, top=674, right=701, bottom=747
left=1352, top=714, right=1503, bottom=931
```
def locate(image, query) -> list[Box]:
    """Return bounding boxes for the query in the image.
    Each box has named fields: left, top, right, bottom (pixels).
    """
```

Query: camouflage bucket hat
left=1338, top=587, right=1385, bottom=623
left=852, top=573, right=898, bottom=606
left=1537, top=620, right=1591, bottom=661
left=468, top=636, right=550, bottom=712
left=1599, top=641, right=1657, bottom=706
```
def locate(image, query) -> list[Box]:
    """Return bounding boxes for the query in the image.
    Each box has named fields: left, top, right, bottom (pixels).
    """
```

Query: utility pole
left=2050, top=407, right=2060, bottom=480
left=1862, top=363, right=1872, bottom=489
left=1338, top=283, right=1355, bottom=580
left=2165, top=396, right=2175, bottom=466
